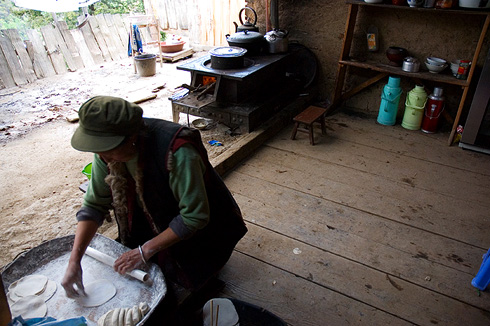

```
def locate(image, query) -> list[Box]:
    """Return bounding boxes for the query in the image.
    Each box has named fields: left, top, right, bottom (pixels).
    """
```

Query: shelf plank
left=339, top=59, right=469, bottom=86
left=346, top=0, right=490, bottom=16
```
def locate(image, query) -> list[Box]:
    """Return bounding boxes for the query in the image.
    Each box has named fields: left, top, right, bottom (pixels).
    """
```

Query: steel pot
left=264, top=29, right=289, bottom=54
left=225, top=30, right=264, bottom=55
left=209, top=46, right=247, bottom=69
left=402, top=57, right=420, bottom=72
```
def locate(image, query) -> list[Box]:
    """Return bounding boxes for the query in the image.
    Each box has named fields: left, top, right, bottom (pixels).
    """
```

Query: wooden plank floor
left=216, top=112, right=490, bottom=325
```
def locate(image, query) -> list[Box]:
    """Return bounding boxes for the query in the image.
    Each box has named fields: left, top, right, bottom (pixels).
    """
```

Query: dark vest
left=125, top=118, right=247, bottom=290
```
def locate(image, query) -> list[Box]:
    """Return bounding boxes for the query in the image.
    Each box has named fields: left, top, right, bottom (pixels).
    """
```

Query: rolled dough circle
left=9, top=274, right=48, bottom=298
left=10, top=295, right=47, bottom=319
left=39, top=280, right=57, bottom=302
left=77, top=279, right=116, bottom=307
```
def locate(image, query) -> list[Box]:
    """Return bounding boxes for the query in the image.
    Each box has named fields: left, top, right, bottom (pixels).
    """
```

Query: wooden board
left=160, top=48, right=194, bottom=62
left=0, top=33, right=28, bottom=86
left=0, top=40, right=16, bottom=88
left=95, top=14, right=122, bottom=61
left=227, top=223, right=490, bottom=325
left=26, top=29, right=57, bottom=78
left=2, top=29, right=37, bottom=83
left=112, top=14, right=130, bottom=55
left=56, top=21, right=84, bottom=70
left=87, top=15, right=111, bottom=61
left=220, top=252, right=413, bottom=326
left=70, top=29, right=96, bottom=68
left=77, top=17, right=104, bottom=65
left=40, top=25, right=67, bottom=75
left=51, top=24, right=78, bottom=72
left=103, top=14, right=126, bottom=58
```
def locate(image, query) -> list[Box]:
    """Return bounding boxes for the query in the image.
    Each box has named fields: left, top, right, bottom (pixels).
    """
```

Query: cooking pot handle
left=225, top=34, right=230, bottom=40
left=239, top=7, right=257, bottom=26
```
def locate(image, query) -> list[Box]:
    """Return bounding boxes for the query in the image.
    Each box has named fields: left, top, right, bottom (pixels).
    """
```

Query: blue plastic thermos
left=377, top=76, right=402, bottom=126
left=472, top=248, right=490, bottom=291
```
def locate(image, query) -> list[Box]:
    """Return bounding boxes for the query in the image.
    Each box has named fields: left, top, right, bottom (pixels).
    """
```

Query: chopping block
left=291, top=105, right=327, bottom=145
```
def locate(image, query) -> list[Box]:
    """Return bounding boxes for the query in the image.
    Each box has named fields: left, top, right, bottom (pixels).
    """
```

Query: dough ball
left=97, top=302, right=149, bottom=326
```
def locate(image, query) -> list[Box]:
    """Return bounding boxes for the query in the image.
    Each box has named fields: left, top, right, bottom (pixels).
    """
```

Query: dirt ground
left=0, top=51, right=245, bottom=270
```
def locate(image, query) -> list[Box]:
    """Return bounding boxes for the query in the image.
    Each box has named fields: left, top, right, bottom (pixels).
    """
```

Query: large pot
left=225, top=30, right=264, bottom=55
left=209, top=46, right=247, bottom=69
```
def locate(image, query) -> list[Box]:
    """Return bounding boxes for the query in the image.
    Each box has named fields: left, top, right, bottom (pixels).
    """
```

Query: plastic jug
left=377, top=76, right=402, bottom=126
left=472, top=248, right=490, bottom=291
left=401, top=85, right=428, bottom=130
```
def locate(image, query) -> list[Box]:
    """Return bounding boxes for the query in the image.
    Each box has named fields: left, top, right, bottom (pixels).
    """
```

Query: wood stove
left=170, top=52, right=301, bottom=132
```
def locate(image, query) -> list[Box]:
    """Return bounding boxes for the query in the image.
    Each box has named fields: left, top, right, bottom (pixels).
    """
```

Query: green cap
left=71, top=96, right=143, bottom=152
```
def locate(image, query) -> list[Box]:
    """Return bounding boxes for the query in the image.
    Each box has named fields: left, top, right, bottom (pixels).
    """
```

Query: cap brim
left=71, top=126, right=125, bottom=152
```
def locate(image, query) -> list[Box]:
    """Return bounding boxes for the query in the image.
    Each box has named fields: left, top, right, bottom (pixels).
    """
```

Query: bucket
left=82, top=162, right=92, bottom=180
left=401, top=85, right=427, bottom=130
left=135, top=54, right=157, bottom=77
left=377, top=76, right=402, bottom=126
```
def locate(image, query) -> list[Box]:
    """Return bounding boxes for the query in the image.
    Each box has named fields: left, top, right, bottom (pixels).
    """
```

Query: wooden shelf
left=340, top=59, right=469, bottom=86
left=346, top=0, right=490, bottom=15
left=330, top=1, right=490, bottom=145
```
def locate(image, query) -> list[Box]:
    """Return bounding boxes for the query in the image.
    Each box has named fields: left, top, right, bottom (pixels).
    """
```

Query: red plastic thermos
left=421, top=87, right=445, bottom=133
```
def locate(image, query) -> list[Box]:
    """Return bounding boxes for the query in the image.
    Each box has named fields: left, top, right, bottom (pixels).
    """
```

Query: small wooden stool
left=290, top=105, right=327, bottom=145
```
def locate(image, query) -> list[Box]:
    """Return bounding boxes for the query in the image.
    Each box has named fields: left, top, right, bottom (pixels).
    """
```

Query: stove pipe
left=270, top=0, right=279, bottom=30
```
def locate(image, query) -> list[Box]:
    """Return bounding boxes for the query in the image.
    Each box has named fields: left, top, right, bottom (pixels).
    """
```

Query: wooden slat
left=87, top=15, right=111, bottom=61
left=26, top=29, right=56, bottom=78
left=95, top=14, right=121, bottom=60
left=70, top=29, right=95, bottom=68
left=25, top=40, right=41, bottom=79
left=112, top=14, right=130, bottom=56
left=51, top=24, right=78, bottom=72
left=0, top=41, right=16, bottom=88
left=77, top=16, right=104, bottom=65
left=40, top=25, right=67, bottom=74
left=56, top=21, right=84, bottom=69
left=0, top=33, right=28, bottom=86
left=103, top=14, right=126, bottom=57
left=220, top=252, right=413, bottom=326
left=2, top=29, right=36, bottom=83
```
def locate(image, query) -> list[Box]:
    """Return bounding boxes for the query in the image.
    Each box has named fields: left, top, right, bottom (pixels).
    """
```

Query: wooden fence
left=0, top=14, right=138, bottom=90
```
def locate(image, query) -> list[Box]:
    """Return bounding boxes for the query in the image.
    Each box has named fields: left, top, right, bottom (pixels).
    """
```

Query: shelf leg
left=448, top=86, right=470, bottom=146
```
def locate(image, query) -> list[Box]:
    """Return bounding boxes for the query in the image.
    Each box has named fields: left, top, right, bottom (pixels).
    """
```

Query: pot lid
left=209, top=46, right=247, bottom=57
left=226, top=30, right=264, bottom=43
left=265, top=29, right=288, bottom=38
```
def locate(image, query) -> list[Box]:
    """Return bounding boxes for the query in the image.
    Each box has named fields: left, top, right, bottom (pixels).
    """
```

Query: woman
left=62, top=96, right=247, bottom=297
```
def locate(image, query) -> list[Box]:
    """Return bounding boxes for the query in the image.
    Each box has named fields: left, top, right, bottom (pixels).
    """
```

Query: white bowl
left=425, top=62, right=447, bottom=73
left=426, top=57, right=446, bottom=66
left=459, top=0, right=490, bottom=8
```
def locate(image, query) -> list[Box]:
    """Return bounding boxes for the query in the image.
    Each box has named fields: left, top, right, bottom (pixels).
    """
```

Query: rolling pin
left=85, top=247, right=150, bottom=283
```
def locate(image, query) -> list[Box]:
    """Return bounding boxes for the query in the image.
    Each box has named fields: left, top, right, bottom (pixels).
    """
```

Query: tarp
left=12, top=0, right=100, bottom=13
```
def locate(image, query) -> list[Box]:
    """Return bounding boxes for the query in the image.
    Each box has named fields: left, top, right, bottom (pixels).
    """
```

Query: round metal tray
left=1, top=234, right=166, bottom=326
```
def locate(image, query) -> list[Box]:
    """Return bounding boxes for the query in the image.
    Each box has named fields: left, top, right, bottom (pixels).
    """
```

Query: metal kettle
left=233, top=7, right=259, bottom=33
left=264, top=29, right=289, bottom=53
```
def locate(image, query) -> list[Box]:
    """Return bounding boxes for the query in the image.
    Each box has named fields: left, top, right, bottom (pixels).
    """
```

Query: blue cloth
left=9, top=316, right=87, bottom=326
left=128, top=25, right=143, bottom=56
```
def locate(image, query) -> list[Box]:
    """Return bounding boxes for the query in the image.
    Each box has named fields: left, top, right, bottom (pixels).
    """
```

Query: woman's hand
left=114, top=248, right=146, bottom=275
left=61, top=261, right=86, bottom=298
